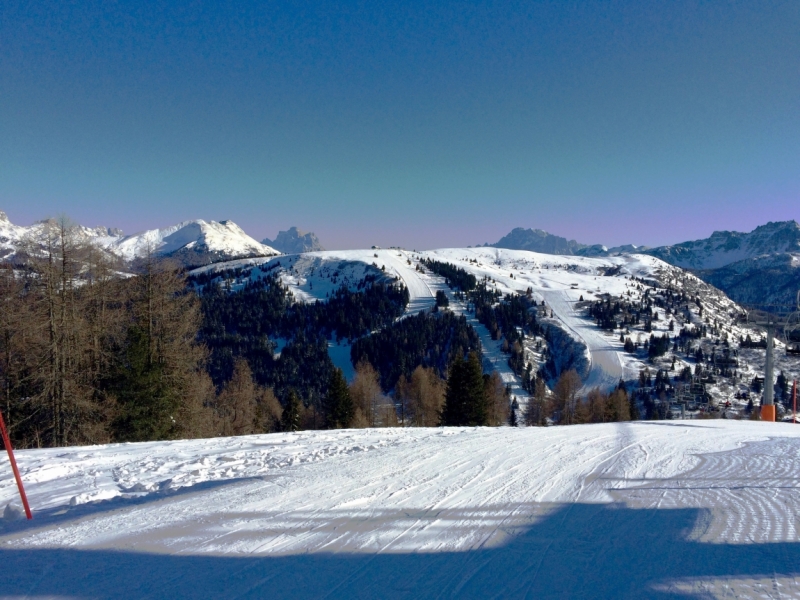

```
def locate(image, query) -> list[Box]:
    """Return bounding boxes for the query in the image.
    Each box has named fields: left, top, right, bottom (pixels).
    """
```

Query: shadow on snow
left=2, top=501, right=799, bottom=599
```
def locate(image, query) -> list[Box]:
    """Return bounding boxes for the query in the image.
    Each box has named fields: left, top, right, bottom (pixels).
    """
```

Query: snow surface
left=3, top=421, right=800, bottom=598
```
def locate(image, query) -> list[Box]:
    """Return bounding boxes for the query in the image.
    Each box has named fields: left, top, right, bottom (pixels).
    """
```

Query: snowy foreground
left=3, top=422, right=800, bottom=599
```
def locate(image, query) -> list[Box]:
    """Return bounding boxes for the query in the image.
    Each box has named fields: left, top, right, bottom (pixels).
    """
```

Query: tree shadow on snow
left=1, top=501, right=799, bottom=600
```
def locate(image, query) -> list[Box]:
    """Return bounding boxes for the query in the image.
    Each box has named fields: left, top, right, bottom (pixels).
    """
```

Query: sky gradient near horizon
left=1, top=0, right=798, bottom=250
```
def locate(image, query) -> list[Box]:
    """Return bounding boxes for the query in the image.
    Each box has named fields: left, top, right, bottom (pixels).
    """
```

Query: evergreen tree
left=281, top=389, right=302, bottom=432
left=628, top=394, right=640, bottom=421
left=324, top=368, right=354, bottom=429
left=509, top=405, right=518, bottom=427
left=112, top=325, right=177, bottom=441
left=441, top=352, right=487, bottom=426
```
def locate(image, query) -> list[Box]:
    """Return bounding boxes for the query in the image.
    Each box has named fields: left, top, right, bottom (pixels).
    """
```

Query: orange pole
left=0, top=409, right=32, bottom=519
left=794, top=380, right=798, bottom=424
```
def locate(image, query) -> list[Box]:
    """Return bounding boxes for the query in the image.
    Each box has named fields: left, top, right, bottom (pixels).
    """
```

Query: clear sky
left=1, top=0, right=798, bottom=250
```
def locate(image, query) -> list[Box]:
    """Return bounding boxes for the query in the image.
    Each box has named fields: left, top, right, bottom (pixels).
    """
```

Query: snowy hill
left=490, top=221, right=800, bottom=312
left=193, top=246, right=792, bottom=413
left=2, top=421, right=800, bottom=598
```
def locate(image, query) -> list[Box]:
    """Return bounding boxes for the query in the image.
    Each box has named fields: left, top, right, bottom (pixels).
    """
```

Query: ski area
left=2, top=420, right=800, bottom=598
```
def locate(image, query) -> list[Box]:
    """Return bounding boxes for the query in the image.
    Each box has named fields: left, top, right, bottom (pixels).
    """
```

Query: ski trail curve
left=540, top=288, right=623, bottom=392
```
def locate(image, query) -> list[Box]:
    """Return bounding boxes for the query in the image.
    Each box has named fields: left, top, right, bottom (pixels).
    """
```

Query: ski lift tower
left=743, top=292, right=800, bottom=421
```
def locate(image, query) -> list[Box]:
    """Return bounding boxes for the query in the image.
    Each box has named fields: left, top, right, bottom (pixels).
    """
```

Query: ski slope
left=2, top=421, right=800, bottom=598
left=194, top=247, right=669, bottom=395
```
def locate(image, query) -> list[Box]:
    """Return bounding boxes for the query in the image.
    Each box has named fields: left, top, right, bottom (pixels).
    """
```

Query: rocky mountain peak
left=263, top=227, right=324, bottom=254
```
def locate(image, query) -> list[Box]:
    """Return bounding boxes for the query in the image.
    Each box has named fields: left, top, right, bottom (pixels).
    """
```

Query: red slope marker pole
left=793, top=380, right=798, bottom=425
left=0, top=409, right=32, bottom=519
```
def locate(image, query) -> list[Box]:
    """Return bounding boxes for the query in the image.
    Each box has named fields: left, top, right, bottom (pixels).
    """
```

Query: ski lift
left=784, top=291, right=800, bottom=356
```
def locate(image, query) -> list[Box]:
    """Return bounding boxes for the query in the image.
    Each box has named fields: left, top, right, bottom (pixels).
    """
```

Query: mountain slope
left=698, top=252, right=800, bottom=307
left=645, top=221, right=800, bottom=270
left=193, top=246, right=790, bottom=414
left=108, top=219, right=279, bottom=266
left=0, top=211, right=279, bottom=267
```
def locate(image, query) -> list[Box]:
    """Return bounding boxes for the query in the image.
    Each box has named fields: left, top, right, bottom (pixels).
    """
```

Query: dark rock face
left=697, top=253, right=800, bottom=308
left=491, top=228, right=584, bottom=255
left=263, top=227, right=324, bottom=254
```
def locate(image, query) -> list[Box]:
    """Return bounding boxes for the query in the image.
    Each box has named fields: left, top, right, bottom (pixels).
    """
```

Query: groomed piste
left=2, top=420, right=800, bottom=598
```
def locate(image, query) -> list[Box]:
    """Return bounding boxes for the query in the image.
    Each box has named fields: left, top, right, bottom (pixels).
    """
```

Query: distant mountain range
left=491, top=221, right=800, bottom=307
left=263, top=227, right=325, bottom=254
left=3, top=209, right=798, bottom=307
left=490, top=228, right=646, bottom=258
left=0, top=211, right=279, bottom=268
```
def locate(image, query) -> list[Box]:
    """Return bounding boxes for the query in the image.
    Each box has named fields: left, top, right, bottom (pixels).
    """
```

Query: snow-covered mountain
left=491, top=221, right=800, bottom=269
left=262, top=226, right=324, bottom=254
left=107, top=219, right=279, bottom=266
left=0, top=210, right=122, bottom=260
left=490, top=221, right=800, bottom=310
left=0, top=211, right=279, bottom=267
left=193, top=246, right=791, bottom=412
left=489, top=226, right=649, bottom=257
left=644, top=221, right=800, bottom=308
left=646, top=221, right=800, bottom=270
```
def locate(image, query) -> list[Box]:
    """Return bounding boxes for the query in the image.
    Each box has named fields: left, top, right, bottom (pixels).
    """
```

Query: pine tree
left=281, top=389, right=302, bottom=432
left=324, top=368, right=354, bottom=429
left=441, top=352, right=487, bottom=426
left=629, top=394, right=640, bottom=420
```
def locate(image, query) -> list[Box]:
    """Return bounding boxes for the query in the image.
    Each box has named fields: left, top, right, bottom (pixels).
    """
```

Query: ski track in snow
left=3, top=422, right=800, bottom=598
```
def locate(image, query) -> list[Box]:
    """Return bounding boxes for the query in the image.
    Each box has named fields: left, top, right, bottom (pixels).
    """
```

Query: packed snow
left=3, top=421, right=800, bottom=597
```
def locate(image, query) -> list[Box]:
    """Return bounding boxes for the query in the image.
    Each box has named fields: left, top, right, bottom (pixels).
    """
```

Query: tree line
left=0, top=220, right=216, bottom=447
left=523, top=369, right=638, bottom=426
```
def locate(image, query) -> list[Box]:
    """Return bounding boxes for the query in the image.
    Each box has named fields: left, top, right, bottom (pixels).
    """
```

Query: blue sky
left=1, top=0, right=798, bottom=249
